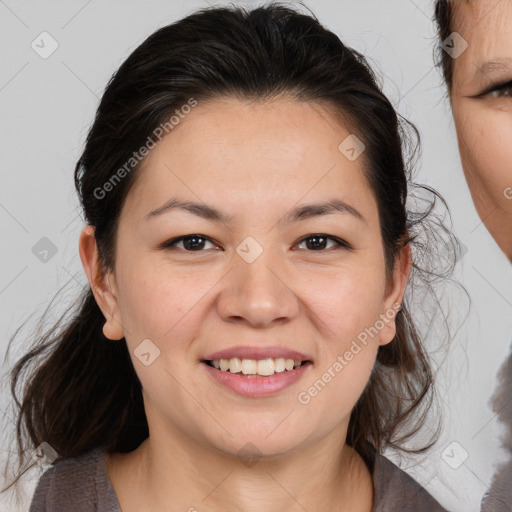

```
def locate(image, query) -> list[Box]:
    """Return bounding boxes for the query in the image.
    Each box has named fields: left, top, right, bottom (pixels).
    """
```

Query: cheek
left=297, top=273, right=385, bottom=427
left=297, top=329, right=379, bottom=428
left=115, top=260, right=212, bottom=343
left=453, top=102, right=512, bottom=194
left=297, top=264, right=387, bottom=354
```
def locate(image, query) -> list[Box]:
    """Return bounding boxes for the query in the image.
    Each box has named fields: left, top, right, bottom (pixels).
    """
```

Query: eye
left=160, top=233, right=351, bottom=253
left=161, top=234, right=218, bottom=252
left=295, top=234, right=350, bottom=251
left=481, top=79, right=512, bottom=99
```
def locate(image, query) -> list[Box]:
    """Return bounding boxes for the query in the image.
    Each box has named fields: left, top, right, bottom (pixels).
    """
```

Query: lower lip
left=201, top=361, right=312, bottom=397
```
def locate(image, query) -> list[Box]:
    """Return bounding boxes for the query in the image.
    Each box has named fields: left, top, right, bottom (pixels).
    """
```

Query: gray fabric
left=29, top=446, right=447, bottom=511
left=28, top=448, right=122, bottom=512
left=480, top=341, right=512, bottom=512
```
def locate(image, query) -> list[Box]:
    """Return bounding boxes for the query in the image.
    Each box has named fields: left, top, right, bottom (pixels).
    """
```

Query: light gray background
left=1, top=1, right=512, bottom=511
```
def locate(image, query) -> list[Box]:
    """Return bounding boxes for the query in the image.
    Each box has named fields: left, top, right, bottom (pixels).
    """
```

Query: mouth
left=200, top=355, right=313, bottom=397
left=201, top=357, right=313, bottom=377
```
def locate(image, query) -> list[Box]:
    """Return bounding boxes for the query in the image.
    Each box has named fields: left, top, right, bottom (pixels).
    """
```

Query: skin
left=79, top=97, right=411, bottom=512
left=450, top=0, right=512, bottom=261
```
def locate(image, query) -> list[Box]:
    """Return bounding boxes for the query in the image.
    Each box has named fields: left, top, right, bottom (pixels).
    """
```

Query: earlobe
left=78, top=225, right=125, bottom=341
left=100, top=272, right=125, bottom=340
left=102, top=314, right=125, bottom=340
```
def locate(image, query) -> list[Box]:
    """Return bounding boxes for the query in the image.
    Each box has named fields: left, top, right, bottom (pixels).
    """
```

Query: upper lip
left=203, top=346, right=312, bottom=362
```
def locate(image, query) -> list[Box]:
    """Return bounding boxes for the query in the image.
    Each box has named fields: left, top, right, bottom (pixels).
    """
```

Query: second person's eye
left=481, top=79, right=512, bottom=99
left=486, top=86, right=512, bottom=98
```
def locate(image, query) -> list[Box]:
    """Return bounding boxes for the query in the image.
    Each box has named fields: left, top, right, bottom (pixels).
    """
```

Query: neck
left=109, top=424, right=374, bottom=512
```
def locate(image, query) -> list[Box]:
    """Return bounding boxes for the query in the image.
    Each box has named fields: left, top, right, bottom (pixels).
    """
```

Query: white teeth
left=274, top=357, right=286, bottom=373
left=257, top=358, right=274, bottom=376
left=241, top=359, right=257, bottom=375
left=229, top=357, right=242, bottom=373
left=210, top=357, right=306, bottom=376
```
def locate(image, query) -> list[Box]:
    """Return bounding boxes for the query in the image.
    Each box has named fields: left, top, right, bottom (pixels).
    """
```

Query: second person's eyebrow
left=474, top=58, right=512, bottom=79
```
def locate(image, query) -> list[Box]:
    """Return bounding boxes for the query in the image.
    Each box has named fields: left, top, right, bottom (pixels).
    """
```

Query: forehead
left=160, top=96, right=353, bottom=155
left=123, top=97, right=377, bottom=221
left=450, top=0, right=512, bottom=89
left=452, top=0, right=512, bottom=61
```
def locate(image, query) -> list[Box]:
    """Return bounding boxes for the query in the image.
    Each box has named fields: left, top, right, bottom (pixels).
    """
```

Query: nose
left=216, top=248, right=299, bottom=328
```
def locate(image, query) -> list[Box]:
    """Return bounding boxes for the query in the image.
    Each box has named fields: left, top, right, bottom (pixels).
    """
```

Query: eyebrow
left=473, top=58, right=512, bottom=80
left=145, top=198, right=366, bottom=225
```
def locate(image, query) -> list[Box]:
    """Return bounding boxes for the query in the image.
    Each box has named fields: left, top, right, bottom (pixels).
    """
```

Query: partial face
left=450, top=0, right=512, bottom=260
left=97, top=97, right=406, bottom=459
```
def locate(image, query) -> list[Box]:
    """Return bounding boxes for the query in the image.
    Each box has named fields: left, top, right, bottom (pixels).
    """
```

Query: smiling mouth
left=202, top=358, right=312, bottom=377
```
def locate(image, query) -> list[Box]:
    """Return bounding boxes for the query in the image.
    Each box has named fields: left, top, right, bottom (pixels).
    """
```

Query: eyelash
left=161, top=233, right=351, bottom=253
left=481, top=79, right=512, bottom=98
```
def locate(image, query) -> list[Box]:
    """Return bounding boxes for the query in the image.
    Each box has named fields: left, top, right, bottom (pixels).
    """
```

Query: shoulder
left=372, top=452, right=447, bottom=512
left=29, top=448, right=121, bottom=512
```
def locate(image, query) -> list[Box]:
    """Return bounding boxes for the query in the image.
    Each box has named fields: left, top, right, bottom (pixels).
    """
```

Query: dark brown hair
left=434, top=0, right=455, bottom=89
left=3, top=1, right=459, bottom=499
left=434, top=0, right=473, bottom=91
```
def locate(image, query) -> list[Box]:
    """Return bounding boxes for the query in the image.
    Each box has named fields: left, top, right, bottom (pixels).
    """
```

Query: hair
left=434, top=0, right=455, bottom=90
left=2, top=1, right=460, bottom=500
left=434, top=0, right=471, bottom=92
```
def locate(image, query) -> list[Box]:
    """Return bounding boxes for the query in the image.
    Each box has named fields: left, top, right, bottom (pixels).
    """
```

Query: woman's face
left=84, top=97, right=408, bottom=459
left=450, top=0, right=512, bottom=260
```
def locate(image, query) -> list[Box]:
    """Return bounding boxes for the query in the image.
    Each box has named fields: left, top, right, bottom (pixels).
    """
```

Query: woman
left=435, top=0, right=512, bottom=262
left=435, top=1, right=512, bottom=510
left=3, top=3, right=452, bottom=510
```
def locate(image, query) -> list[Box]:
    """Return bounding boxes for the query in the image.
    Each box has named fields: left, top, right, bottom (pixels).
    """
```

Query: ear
left=378, top=242, right=412, bottom=346
left=78, top=225, right=125, bottom=340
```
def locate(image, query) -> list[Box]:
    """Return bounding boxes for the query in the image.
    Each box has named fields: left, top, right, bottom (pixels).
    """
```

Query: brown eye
left=296, top=234, right=349, bottom=251
left=163, top=234, right=217, bottom=251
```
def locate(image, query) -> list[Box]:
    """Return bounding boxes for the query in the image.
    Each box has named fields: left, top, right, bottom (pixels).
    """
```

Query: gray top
left=480, top=342, right=512, bottom=512
left=29, top=445, right=447, bottom=511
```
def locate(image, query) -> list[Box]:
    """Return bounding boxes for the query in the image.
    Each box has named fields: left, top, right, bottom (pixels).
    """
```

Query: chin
left=209, top=430, right=305, bottom=461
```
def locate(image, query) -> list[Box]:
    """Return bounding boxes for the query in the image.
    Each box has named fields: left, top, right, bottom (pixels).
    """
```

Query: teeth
left=229, top=357, right=242, bottom=373
left=274, top=357, right=286, bottom=373
left=210, top=357, right=305, bottom=376
left=241, top=359, right=258, bottom=375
